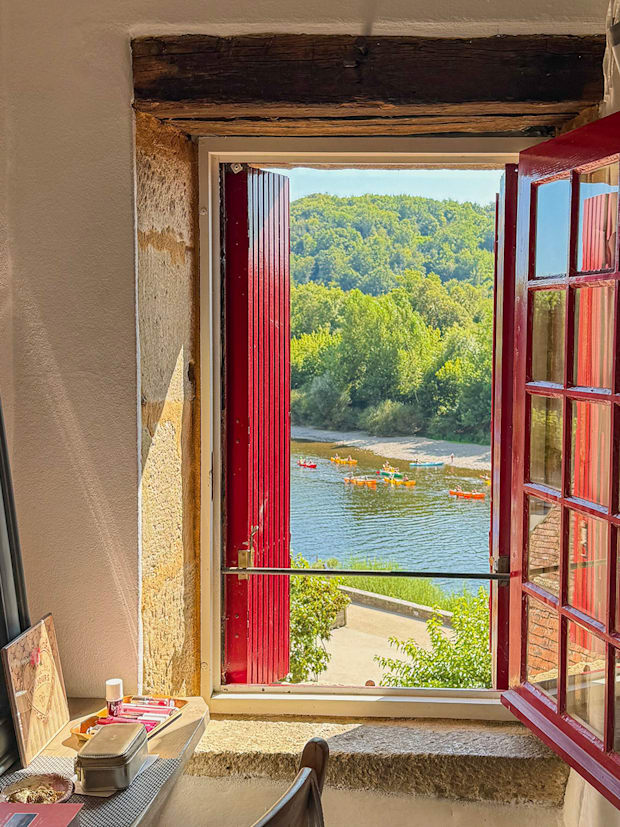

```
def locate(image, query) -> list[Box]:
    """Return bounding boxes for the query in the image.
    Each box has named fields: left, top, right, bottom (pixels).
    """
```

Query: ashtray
left=0, top=773, right=75, bottom=804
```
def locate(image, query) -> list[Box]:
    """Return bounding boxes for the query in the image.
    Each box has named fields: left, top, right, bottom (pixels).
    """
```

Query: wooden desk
left=40, top=696, right=208, bottom=826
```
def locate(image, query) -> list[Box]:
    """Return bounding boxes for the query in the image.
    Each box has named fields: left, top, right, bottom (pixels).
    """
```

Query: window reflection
left=573, top=286, right=614, bottom=389
left=567, top=511, right=607, bottom=623
left=531, top=290, right=565, bottom=384
left=566, top=622, right=606, bottom=740
left=527, top=497, right=560, bottom=596
left=570, top=401, right=611, bottom=507
left=529, top=396, right=563, bottom=490
left=578, top=163, right=618, bottom=272
left=526, top=596, right=558, bottom=701
left=614, top=648, right=620, bottom=752
left=535, top=179, right=571, bottom=278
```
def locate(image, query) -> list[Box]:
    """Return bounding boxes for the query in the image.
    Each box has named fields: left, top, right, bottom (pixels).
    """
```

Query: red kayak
left=297, top=460, right=317, bottom=469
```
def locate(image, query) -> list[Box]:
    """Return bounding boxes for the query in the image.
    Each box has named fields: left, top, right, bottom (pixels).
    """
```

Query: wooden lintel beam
left=168, top=113, right=566, bottom=138
left=132, top=34, right=605, bottom=123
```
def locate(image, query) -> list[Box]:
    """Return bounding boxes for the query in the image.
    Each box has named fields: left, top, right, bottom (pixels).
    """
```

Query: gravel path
left=291, top=425, right=491, bottom=471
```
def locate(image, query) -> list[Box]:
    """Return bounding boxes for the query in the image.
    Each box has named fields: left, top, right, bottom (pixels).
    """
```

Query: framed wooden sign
left=1, top=615, right=69, bottom=766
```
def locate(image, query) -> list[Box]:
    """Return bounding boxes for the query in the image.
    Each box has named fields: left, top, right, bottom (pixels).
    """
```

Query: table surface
left=42, top=695, right=208, bottom=826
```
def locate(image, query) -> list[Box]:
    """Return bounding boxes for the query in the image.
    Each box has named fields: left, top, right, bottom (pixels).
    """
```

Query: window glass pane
left=573, top=286, right=614, bottom=389
left=531, top=290, right=566, bottom=384
left=529, top=395, right=563, bottom=490
left=578, top=163, right=618, bottom=272
left=570, top=401, right=611, bottom=507
left=566, top=622, right=606, bottom=740
left=567, top=511, right=608, bottom=623
left=614, top=648, right=620, bottom=752
left=527, top=497, right=560, bottom=596
left=535, top=179, right=571, bottom=278
left=526, top=595, right=559, bottom=700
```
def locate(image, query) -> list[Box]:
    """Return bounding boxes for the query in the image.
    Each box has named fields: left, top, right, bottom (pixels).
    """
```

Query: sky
left=269, top=167, right=504, bottom=205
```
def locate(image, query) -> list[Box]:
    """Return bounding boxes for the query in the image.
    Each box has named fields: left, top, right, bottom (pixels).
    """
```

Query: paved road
left=320, top=602, right=441, bottom=686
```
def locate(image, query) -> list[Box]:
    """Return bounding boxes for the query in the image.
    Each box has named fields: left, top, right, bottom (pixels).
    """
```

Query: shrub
left=375, top=587, right=491, bottom=688
left=288, top=554, right=350, bottom=682
left=291, top=373, right=354, bottom=430
left=359, top=399, right=422, bottom=436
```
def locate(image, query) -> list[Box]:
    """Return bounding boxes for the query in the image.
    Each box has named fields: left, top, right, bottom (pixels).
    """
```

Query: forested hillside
left=291, top=194, right=495, bottom=294
left=289, top=194, right=495, bottom=444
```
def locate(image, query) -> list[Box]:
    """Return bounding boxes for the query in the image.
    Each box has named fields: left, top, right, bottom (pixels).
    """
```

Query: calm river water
left=290, top=440, right=491, bottom=593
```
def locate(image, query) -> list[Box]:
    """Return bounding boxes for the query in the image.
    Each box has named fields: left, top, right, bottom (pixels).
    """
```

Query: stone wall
left=135, top=112, right=201, bottom=694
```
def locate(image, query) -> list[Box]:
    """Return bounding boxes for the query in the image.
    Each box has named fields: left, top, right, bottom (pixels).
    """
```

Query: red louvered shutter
left=222, top=165, right=291, bottom=685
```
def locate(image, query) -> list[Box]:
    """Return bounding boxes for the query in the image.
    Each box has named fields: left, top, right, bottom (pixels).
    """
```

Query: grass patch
left=326, top=557, right=477, bottom=613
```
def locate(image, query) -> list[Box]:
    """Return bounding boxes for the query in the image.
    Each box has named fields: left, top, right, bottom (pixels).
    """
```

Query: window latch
left=491, top=555, right=510, bottom=581
left=237, top=525, right=258, bottom=579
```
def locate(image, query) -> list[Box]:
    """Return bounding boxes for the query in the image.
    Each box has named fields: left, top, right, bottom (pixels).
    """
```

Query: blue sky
left=269, top=167, right=504, bottom=205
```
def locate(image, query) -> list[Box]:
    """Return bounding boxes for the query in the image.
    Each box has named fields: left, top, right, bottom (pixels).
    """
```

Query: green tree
left=290, top=330, right=340, bottom=389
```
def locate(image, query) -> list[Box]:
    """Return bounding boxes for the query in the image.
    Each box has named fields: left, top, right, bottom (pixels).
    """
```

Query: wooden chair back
left=252, top=737, right=329, bottom=827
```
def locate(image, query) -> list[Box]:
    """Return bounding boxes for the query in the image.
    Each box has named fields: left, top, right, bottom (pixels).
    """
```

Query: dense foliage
left=289, top=194, right=494, bottom=444
left=375, top=588, right=492, bottom=688
left=291, top=194, right=495, bottom=294
left=288, top=555, right=350, bottom=682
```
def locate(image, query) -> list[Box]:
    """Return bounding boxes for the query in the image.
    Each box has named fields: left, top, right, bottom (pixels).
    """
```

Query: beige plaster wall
left=563, top=769, right=620, bottom=827
left=602, top=1, right=620, bottom=114
left=136, top=112, right=200, bottom=695
left=0, top=0, right=608, bottom=699
left=159, top=775, right=566, bottom=827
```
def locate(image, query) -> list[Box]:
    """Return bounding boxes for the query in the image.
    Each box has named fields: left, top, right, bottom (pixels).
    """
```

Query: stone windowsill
left=186, top=716, right=569, bottom=807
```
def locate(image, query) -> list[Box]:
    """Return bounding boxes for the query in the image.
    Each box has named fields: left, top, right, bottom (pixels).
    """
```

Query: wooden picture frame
left=1, top=615, right=69, bottom=766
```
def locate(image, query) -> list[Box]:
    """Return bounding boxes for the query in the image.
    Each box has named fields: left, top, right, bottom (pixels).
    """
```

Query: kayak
left=409, top=461, right=444, bottom=468
left=379, top=469, right=403, bottom=479
left=331, top=457, right=358, bottom=465
left=450, top=490, right=485, bottom=500
left=297, top=461, right=317, bottom=469
left=346, top=476, right=377, bottom=489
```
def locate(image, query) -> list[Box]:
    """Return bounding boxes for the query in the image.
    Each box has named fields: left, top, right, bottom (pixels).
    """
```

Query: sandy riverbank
left=291, top=425, right=491, bottom=471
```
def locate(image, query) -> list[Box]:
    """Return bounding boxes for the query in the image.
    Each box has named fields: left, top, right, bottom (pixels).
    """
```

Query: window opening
left=221, top=165, right=511, bottom=692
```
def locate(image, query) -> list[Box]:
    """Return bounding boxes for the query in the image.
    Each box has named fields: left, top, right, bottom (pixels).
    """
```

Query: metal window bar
left=222, top=567, right=509, bottom=581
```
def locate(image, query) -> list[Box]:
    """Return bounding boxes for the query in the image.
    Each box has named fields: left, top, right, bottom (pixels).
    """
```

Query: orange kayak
left=450, top=490, right=485, bottom=500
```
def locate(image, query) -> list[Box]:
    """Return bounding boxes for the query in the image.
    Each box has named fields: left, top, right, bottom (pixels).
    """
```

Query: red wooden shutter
left=501, top=112, right=620, bottom=807
left=222, top=165, right=290, bottom=685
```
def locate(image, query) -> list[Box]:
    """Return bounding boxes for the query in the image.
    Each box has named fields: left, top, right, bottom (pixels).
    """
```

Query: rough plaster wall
left=136, top=112, right=200, bottom=695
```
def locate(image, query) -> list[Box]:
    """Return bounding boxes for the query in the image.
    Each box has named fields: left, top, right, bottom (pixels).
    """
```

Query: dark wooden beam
left=132, top=34, right=605, bottom=137
left=168, top=113, right=564, bottom=137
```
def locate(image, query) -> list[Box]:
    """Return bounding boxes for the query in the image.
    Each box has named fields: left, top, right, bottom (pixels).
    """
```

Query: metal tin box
left=75, top=723, right=148, bottom=792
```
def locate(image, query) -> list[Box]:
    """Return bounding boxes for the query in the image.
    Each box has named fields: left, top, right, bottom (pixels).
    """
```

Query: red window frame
left=502, top=111, right=620, bottom=808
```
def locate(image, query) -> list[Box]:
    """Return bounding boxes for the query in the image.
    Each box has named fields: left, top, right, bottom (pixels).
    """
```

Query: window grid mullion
left=568, top=169, right=580, bottom=278
left=605, top=277, right=620, bottom=746
left=558, top=173, right=578, bottom=715
left=605, top=643, right=614, bottom=751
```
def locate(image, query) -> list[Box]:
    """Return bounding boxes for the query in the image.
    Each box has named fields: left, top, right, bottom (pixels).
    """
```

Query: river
left=290, top=439, right=491, bottom=594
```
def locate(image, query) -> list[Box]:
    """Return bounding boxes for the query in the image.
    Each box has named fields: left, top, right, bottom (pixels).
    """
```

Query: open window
left=215, top=156, right=516, bottom=699
left=501, top=111, right=620, bottom=808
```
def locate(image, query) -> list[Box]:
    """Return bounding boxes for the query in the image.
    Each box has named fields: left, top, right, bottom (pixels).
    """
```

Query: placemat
left=0, top=754, right=181, bottom=826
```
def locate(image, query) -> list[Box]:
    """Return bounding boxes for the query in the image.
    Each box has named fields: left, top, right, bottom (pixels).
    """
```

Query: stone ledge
left=340, top=585, right=453, bottom=626
left=186, top=717, right=569, bottom=807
